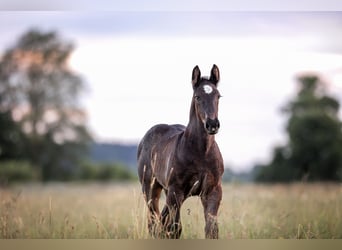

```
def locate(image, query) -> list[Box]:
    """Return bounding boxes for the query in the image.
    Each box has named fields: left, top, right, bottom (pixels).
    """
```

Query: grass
left=0, top=182, right=341, bottom=239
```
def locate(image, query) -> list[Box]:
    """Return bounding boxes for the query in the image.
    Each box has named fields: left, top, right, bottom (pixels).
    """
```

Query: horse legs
left=160, top=188, right=184, bottom=239
left=201, top=184, right=222, bottom=239
left=142, top=178, right=163, bottom=237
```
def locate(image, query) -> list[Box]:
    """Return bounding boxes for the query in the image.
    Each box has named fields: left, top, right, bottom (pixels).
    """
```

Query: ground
left=0, top=182, right=341, bottom=239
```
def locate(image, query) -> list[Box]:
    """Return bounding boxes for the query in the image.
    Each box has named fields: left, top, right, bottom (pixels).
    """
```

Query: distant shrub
left=79, top=162, right=137, bottom=181
left=0, top=161, right=137, bottom=183
left=0, top=161, right=39, bottom=183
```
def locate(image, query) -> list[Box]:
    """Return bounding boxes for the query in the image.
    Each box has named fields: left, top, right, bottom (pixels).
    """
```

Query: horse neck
left=184, top=101, right=215, bottom=154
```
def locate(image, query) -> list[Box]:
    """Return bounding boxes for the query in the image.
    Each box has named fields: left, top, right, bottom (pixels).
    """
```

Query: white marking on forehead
left=203, top=85, right=213, bottom=94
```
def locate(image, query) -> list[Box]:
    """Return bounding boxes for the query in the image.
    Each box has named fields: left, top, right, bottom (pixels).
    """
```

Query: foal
left=137, top=65, right=224, bottom=239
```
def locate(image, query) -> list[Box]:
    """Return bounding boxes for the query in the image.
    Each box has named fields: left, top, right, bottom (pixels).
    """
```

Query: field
left=0, top=182, right=342, bottom=239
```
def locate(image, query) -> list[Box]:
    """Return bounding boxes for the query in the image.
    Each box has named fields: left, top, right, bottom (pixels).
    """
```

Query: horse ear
left=192, top=65, right=201, bottom=89
left=210, top=64, right=220, bottom=85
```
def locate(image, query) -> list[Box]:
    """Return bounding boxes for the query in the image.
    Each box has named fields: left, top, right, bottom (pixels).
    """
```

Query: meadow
left=0, top=182, right=341, bottom=239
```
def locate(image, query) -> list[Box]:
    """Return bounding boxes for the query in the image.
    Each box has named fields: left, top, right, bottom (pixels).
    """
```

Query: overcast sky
left=1, top=11, right=342, bottom=172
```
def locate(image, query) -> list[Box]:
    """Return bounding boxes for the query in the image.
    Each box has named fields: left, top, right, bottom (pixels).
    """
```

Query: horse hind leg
left=142, top=176, right=163, bottom=238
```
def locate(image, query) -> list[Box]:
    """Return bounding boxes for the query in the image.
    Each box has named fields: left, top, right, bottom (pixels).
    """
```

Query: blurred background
left=1, top=10, right=342, bottom=183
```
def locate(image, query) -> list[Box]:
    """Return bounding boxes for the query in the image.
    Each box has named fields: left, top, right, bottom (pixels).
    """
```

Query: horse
left=137, top=64, right=224, bottom=239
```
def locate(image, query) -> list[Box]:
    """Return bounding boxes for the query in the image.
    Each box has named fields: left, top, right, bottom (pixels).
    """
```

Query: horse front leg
left=201, top=184, right=222, bottom=239
left=160, top=188, right=184, bottom=239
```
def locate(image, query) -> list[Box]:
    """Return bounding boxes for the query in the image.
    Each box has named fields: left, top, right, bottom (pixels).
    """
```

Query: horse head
left=191, top=64, right=221, bottom=135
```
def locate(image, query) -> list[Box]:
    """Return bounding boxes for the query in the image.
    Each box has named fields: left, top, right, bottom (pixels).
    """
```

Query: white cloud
left=2, top=0, right=342, bottom=11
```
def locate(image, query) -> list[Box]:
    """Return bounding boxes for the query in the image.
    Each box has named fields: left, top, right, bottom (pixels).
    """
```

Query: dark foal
left=137, top=65, right=224, bottom=239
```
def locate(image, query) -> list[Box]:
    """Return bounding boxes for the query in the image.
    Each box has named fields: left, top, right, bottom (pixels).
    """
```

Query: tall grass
left=0, top=182, right=341, bottom=239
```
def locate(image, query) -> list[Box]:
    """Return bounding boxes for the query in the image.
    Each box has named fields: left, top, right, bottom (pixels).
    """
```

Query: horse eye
left=194, top=96, right=200, bottom=101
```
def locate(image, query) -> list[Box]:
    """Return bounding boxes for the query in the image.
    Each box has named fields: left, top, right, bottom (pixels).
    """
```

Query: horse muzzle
left=205, top=118, right=220, bottom=135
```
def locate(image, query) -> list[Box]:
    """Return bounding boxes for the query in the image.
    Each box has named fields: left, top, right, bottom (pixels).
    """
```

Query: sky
left=1, top=10, right=342, bottom=172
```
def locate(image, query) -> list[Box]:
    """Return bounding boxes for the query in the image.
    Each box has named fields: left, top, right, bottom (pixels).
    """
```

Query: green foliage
left=254, top=147, right=299, bottom=182
left=255, top=74, right=342, bottom=182
left=0, top=28, right=92, bottom=181
left=0, top=161, right=39, bottom=183
left=0, top=160, right=137, bottom=183
left=0, top=111, right=27, bottom=160
left=79, top=162, right=137, bottom=181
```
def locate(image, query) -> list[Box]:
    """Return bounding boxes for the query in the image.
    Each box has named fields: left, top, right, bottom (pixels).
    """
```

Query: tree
left=285, top=75, right=342, bottom=181
left=0, top=110, right=26, bottom=160
left=254, top=146, right=293, bottom=182
left=255, top=74, right=342, bottom=182
left=0, top=29, right=92, bottom=181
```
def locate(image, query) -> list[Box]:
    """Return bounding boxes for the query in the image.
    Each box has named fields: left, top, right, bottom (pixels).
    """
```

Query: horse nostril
left=205, top=121, right=210, bottom=130
left=205, top=118, right=220, bottom=134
